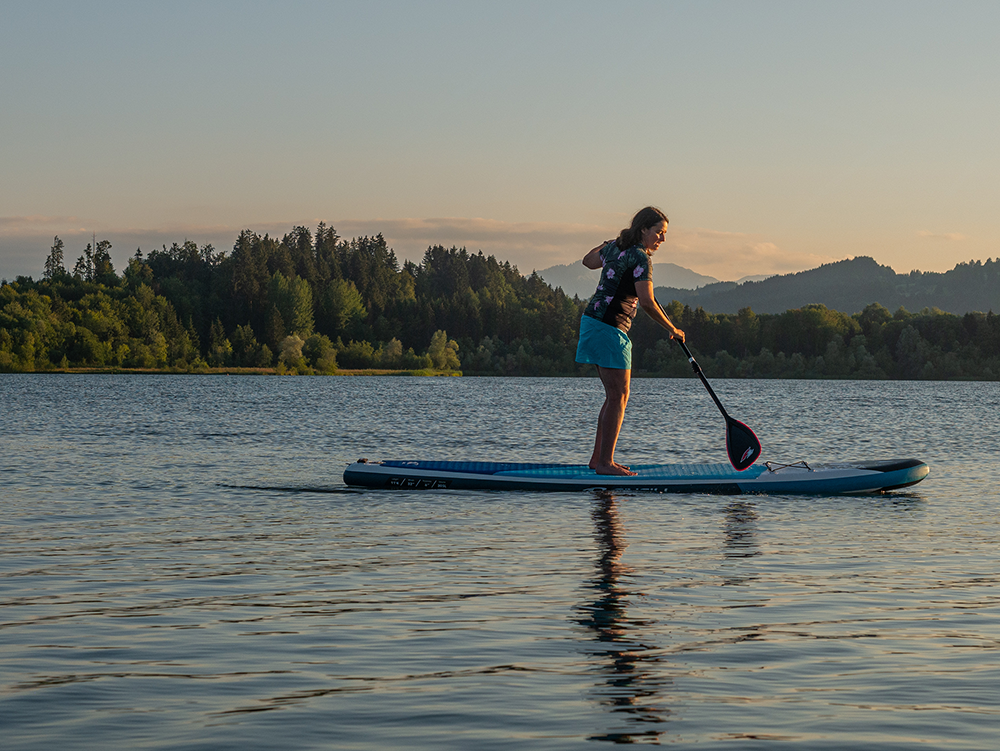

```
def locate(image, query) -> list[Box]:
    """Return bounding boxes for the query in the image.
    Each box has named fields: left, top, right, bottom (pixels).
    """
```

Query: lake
left=2, top=374, right=999, bottom=749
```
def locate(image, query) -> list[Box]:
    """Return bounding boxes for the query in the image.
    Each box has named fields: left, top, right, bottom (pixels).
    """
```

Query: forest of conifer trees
left=2, top=224, right=999, bottom=379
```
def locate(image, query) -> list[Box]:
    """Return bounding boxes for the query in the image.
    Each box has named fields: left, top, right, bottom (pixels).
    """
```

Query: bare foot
left=589, top=460, right=630, bottom=471
left=594, top=464, right=637, bottom=476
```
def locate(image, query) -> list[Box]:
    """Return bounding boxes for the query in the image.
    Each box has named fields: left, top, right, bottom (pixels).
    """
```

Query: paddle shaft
left=654, top=297, right=732, bottom=418
left=654, top=299, right=760, bottom=470
left=676, top=339, right=732, bottom=420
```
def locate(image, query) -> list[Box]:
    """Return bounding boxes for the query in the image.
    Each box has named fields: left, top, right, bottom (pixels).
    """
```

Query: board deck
left=343, top=458, right=929, bottom=495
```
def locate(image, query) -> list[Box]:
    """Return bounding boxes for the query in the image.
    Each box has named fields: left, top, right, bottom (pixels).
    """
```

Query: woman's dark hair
left=616, top=206, right=668, bottom=250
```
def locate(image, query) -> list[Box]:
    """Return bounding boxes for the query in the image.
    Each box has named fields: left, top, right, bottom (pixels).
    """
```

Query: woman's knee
left=608, top=382, right=629, bottom=406
left=599, top=367, right=630, bottom=402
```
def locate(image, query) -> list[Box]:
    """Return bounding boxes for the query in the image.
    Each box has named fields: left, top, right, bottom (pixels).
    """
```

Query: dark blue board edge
left=343, top=459, right=929, bottom=495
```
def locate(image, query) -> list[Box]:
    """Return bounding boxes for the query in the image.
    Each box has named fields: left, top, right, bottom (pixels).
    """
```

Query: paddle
left=675, top=339, right=761, bottom=471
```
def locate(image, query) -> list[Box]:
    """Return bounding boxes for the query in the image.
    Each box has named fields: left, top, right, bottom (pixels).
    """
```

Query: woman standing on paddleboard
left=576, top=206, right=685, bottom=476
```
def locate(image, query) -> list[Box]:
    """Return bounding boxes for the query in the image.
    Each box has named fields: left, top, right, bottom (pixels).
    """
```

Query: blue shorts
left=575, top=314, right=632, bottom=370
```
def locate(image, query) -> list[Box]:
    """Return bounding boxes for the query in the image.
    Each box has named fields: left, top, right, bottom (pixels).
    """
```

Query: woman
left=576, top=206, right=685, bottom=476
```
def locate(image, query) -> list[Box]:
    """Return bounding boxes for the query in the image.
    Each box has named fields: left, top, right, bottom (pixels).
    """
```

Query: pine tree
left=93, top=240, right=117, bottom=285
left=43, top=237, right=66, bottom=280
left=73, top=243, right=94, bottom=281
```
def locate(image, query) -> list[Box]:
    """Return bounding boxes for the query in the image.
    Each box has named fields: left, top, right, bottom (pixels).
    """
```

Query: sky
left=3, top=0, right=999, bottom=282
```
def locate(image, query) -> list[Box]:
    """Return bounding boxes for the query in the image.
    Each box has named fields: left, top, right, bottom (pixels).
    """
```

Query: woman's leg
left=588, top=398, right=629, bottom=470
left=589, top=365, right=634, bottom=476
left=589, top=395, right=609, bottom=468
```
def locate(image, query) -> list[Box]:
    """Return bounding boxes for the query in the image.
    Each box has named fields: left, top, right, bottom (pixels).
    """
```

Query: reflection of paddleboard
left=343, top=458, right=929, bottom=494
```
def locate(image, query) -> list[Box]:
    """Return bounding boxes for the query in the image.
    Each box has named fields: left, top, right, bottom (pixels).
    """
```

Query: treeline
left=0, top=226, right=578, bottom=374
left=629, top=301, right=1000, bottom=380
left=2, top=225, right=999, bottom=379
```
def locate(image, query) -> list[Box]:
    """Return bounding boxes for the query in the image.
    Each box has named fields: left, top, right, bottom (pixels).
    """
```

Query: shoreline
left=1, top=368, right=995, bottom=381
left=3, top=367, right=463, bottom=377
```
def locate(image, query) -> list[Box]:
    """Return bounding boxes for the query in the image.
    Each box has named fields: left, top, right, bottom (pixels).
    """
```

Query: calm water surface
left=2, top=374, right=999, bottom=749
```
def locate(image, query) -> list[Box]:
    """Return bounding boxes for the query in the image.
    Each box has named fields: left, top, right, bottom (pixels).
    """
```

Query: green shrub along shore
left=2, top=225, right=999, bottom=378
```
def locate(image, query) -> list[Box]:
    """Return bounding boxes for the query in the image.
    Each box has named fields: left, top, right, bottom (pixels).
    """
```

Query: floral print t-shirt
left=583, top=241, right=652, bottom=333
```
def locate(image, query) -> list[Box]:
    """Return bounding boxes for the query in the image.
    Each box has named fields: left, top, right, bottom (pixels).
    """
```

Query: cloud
left=336, top=218, right=831, bottom=281
left=333, top=217, right=613, bottom=271
left=661, top=227, right=835, bottom=281
left=0, top=215, right=255, bottom=244
left=917, top=230, right=969, bottom=242
left=0, top=217, right=247, bottom=279
left=0, top=215, right=87, bottom=233
left=1, top=214, right=830, bottom=283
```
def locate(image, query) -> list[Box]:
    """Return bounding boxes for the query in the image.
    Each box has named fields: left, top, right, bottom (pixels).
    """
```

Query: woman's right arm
left=582, top=242, right=607, bottom=269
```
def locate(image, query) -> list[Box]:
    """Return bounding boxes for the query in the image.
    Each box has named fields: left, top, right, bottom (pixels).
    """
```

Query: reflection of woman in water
left=576, top=494, right=669, bottom=741
left=578, top=496, right=764, bottom=742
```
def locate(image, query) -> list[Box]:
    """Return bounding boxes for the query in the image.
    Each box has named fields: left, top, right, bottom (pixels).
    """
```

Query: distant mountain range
left=538, top=256, right=1000, bottom=315
left=653, top=256, right=1000, bottom=316
left=537, top=261, right=723, bottom=300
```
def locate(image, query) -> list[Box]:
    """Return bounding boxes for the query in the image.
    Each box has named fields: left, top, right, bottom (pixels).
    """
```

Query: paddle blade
left=726, top=418, right=761, bottom=471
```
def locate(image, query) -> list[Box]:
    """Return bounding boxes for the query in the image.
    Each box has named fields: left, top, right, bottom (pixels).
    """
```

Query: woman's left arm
left=582, top=242, right=607, bottom=270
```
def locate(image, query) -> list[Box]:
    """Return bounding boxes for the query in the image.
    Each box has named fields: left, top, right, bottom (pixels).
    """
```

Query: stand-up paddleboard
left=343, top=458, right=929, bottom=495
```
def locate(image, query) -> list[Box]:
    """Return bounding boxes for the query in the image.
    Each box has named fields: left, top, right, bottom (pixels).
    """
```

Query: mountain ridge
left=653, top=256, right=1000, bottom=315
left=536, top=261, right=720, bottom=300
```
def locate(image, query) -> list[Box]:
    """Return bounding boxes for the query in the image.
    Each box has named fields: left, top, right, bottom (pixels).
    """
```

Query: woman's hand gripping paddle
left=676, top=339, right=761, bottom=471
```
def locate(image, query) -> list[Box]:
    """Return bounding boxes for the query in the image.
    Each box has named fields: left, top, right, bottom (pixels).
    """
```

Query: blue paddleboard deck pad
left=343, top=458, right=929, bottom=495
